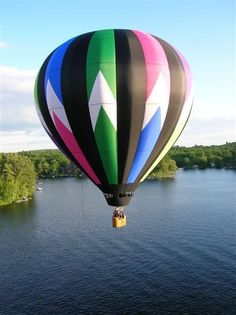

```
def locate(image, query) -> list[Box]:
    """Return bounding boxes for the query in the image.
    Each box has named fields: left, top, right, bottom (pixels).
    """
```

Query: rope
left=81, top=178, right=86, bottom=225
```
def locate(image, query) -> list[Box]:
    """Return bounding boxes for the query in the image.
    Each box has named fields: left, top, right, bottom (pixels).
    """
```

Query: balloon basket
left=112, top=215, right=127, bottom=228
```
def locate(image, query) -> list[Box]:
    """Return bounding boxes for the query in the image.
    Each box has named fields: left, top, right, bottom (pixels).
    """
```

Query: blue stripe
left=127, top=107, right=161, bottom=183
left=45, top=37, right=76, bottom=103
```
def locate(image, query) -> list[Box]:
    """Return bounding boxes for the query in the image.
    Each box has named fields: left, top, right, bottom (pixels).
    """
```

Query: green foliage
left=170, top=142, right=236, bottom=169
left=0, top=153, right=36, bottom=206
left=149, top=155, right=178, bottom=179
left=1, top=143, right=235, bottom=205
left=20, top=150, right=73, bottom=177
left=19, top=142, right=236, bottom=181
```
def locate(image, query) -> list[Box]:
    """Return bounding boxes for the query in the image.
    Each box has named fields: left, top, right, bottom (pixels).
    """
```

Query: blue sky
left=0, top=0, right=235, bottom=151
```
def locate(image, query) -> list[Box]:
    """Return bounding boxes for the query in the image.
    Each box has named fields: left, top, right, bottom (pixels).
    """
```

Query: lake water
left=0, top=169, right=235, bottom=314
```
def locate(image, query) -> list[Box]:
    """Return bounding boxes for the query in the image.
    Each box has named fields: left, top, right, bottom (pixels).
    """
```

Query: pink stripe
left=133, top=30, right=169, bottom=99
left=53, top=112, right=101, bottom=184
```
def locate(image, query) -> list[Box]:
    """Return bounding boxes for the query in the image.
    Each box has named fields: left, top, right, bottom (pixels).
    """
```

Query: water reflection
left=0, top=196, right=36, bottom=226
left=0, top=171, right=236, bottom=314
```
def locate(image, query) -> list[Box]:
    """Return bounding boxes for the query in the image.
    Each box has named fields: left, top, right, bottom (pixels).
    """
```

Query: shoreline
left=1, top=168, right=235, bottom=207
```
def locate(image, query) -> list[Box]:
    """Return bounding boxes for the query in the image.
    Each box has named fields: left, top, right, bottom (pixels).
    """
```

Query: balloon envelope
left=34, top=29, right=193, bottom=206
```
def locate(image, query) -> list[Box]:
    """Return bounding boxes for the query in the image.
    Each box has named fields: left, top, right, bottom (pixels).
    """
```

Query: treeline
left=0, top=153, right=36, bottom=206
left=20, top=150, right=83, bottom=178
left=1, top=142, right=235, bottom=206
left=20, top=142, right=236, bottom=180
left=170, top=142, right=236, bottom=169
left=20, top=149, right=177, bottom=179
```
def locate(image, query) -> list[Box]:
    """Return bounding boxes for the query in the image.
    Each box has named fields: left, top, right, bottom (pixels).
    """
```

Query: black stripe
left=61, top=32, right=109, bottom=186
left=37, top=52, right=97, bottom=184
left=115, top=30, right=146, bottom=183
left=132, top=37, right=187, bottom=187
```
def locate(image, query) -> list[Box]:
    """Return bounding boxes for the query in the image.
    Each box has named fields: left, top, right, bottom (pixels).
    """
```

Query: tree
left=183, top=157, right=190, bottom=168
left=0, top=154, right=36, bottom=206
left=197, top=154, right=208, bottom=169
left=215, top=156, right=223, bottom=168
left=20, top=150, right=71, bottom=177
left=150, top=155, right=178, bottom=179
left=169, top=142, right=236, bottom=169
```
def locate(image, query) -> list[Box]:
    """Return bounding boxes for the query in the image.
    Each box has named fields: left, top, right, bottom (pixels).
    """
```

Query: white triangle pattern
left=88, top=71, right=117, bottom=130
left=89, top=105, right=102, bottom=130
left=142, top=73, right=170, bottom=129
left=46, top=80, right=72, bottom=131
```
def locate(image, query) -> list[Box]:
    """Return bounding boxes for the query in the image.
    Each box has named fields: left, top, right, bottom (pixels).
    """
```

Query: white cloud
left=0, top=65, right=39, bottom=130
left=0, top=64, right=235, bottom=152
left=0, top=129, right=56, bottom=152
left=176, top=115, right=236, bottom=146
left=0, top=41, right=11, bottom=49
left=0, top=65, right=56, bottom=152
left=0, top=65, right=36, bottom=94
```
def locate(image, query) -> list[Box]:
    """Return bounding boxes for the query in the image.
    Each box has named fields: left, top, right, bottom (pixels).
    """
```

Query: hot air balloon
left=34, top=29, right=193, bottom=227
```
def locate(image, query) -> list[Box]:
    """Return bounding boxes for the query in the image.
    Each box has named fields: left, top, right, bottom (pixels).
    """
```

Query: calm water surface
left=0, top=169, right=235, bottom=314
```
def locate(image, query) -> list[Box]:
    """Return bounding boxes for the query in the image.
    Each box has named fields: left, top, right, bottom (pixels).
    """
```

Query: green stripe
left=86, top=29, right=116, bottom=98
left=94, top=107, right=117, bottom=184
left=86, top=29, right=118, bottom=184
left=34, top=72, right=40, bottom=111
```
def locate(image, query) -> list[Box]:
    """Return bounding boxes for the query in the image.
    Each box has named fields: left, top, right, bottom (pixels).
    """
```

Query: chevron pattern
left=34, top=29, right=193, bottom=207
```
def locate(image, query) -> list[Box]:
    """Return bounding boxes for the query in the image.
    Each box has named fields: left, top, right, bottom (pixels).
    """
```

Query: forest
left=20, top=142, right=235, bottom=177
left=170, top=142, right=236, bottom=169
left=0, top=142, right=235, bottom=206
left=0, top=153, right=36, bottom=206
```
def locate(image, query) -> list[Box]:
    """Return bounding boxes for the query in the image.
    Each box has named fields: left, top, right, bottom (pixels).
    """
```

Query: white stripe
left=46, top=80, right=71, bottom=131
left=142, top=73, right=169, bottom=129
left=34, top=101, right=51, bottom=135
